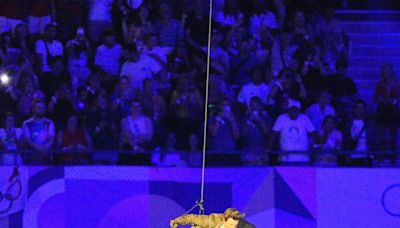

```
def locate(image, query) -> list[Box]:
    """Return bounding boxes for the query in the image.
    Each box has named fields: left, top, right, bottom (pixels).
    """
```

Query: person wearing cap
left=268, top=99, right=319, bottom=164
left=170, top=208, right=255, bottom=228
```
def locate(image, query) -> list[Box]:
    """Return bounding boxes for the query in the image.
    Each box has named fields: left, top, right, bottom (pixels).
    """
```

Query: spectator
left=0, top=112, right=24, bottom=165
left=374, top=64, right=400, bottom=152
left=35, top=24, right=64, bottom=74
left=184, top=0, right=209, bottom=50
left=22, top=100, right=55, bottom=164
left=248, top=0, right=279, bottom=36
left=111, top=76, right=137, bottom=118
left=237, top=65, right=270, bottom=108
left=56, top=115, right=92, bottom=150
left=208, top=99, right=240, bottom=153
left=88, top=0, right=113, bottom=43
left=15, top=79, right=44, bottom=119
left=78, top=73, right=107, bottom=112
left=66, top=27, right=92, bottom=96
left=40, top=56, right=71, bottom=99
left=241, top=96, right=270, bottom=165
left=120, top=42, right=162, bottom=91
left=305, top=91, right=336, bottom=131
left=169, top=78, right=203, bottom=150
left=215, top=0, right=244, bottom=27
left=121, top=101, right=154, bottom=151
left=140, top=78, right=167, bottom=123
left=271, top=29, right=298, bottom=76
left=207, top=28, right=230, bottom=71
left=342, top=100, right=375, bottom=166
left=94, top=29, right=122, bottom=77
left=12, top=23, right=34, bottom=61
left=27, top=0, right=56, bottom=34
left=154, top=3, right=184, bottom=47
left=55, top=0, right=88, bottom=42
left=141, top=32, right=170, bottom=65
left=85, top=96, right=119, bottom=150
left=269, top=99, right=319, bottom=164
left=316, top=115, right=342, bottom=166
left=0, top=32, right=20, bottom=67
left=47, top=82, right=75, bottom=129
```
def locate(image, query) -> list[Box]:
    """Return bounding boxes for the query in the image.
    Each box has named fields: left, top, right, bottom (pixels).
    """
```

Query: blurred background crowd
left=0, top=0, right=399, bottom=166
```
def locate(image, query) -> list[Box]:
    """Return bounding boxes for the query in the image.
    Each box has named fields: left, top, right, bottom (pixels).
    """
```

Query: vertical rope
left=198, top=0, right=213, bottom=215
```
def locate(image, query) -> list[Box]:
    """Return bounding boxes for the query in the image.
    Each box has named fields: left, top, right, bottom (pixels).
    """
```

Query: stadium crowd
left=0, top=0, right=398, bottom=166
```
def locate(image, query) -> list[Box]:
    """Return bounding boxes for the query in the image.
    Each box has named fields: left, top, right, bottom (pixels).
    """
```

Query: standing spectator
left=154, top=3, right=184, bottom=47
left=271, top=29, right=298, bottom=76
left=215, top=0, right=244, bottom=27
left=208, top=99, right=240, bottom=153
left=85, top=96, right=119, bottom=150
left=248, top=0, right=279, bottom=36
left=121, top=101, right=154, bottom=151
left=0, top=0, right=24, bottom=33
left=0, top=32, right=20, bottom=67
left=94, top=29, right=122, bottom=77
left=12, top=23, right=34, bottom=61
left=184, top=0, right=209, bottom=50
left=22, top=100, right=55, bottom=164
left=237, top=65, right=270, bottom=108
left=66, top=27, right=92, bottom=96
left=88, top=0, right=113, bottom=43
left=374, top=64, right=400, bottom=152
left=35, top=24, right=64, bottom=74
left=342, top=100, right=375, bottom=166
left=47, top=82, right=75, bottom=129
left=27, top=0, right=56, bottom=35
left=207, top=28, right=230, bottom=71
left=40, top=56, right=71, bottom=99
left=269, top=99, right=318, bottom=164
left=305, top=92, right=336, bottom=131
left=0, top=112, right=24, bottom=165
left=241, top=96, right=270, bottom=165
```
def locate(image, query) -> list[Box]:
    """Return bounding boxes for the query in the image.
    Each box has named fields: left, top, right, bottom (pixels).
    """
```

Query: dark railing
left=0, top=149, right=398, bottom=167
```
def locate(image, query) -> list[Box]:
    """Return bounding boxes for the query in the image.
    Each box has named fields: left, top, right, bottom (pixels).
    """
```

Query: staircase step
left=348, top=57, right=400, bottom=68
left=351, top=45, right=400, bottom=57
left=348, top=33, right=400, bottom=45
left=336, top=10, right=400, bottom=21
left=340, top=22, right=400, bottom=33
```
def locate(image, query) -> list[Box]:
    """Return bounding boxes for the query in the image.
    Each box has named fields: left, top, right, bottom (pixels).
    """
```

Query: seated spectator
left=88, top=0, right=113, bottom=43
left=140, top=78, right=167, bottom=123
left=120, top=42, right=162, bottom=91
left=241, top=97, right=271, bottom=165
left=154, top=3, right=184, bottom=47
left=305, top=91, right=336, bottom=131
left=184, top=0, right=209, bottom=50
left=208, top=99, right=240, bottom=153
left=316, top=115, right=342, bottom=166
left=66, top=27, right=92, bottom=96
left=374, top=64, right=400, bottom=152
left=111, top=76, right=137, bottom=118
left=142, top=32, right=171, bottom=64
left=15, top=79, right=44, bottom=119
left=15, top=56, right=40, bottom=89
left=206, top=28, right=230, bottom=71
left=167, top=41, right=192, bottom=77
left=121, top=101, right=154, bottom=152
left=237, top=65, right=270, bottom=108
left=0, top=112, right=24, bottom=165
left=342, top=100, right=375, bottom=166
left=287, top=10, right=314, bottom=45
left=269, top=99, right=319, bottom=164
left=12, top=23, right=34, bottom=61
left=248, top=0, right=279, bottom=36
left=169, top=78, right=203, bottom=150
left=35, top=24, right=64, bottom=74
left=215, top=0, right=244, bottom=27
left=23, top=100, right=55, bottom=164
left=85, top=96, right=119, bottom=150
left=56, top=115, right=92, bottom=150
left=0, top=32, right=21, bottom=67
left=78, top=73, right=107, bottom=112
left=94, top=29, right=122, bottom=77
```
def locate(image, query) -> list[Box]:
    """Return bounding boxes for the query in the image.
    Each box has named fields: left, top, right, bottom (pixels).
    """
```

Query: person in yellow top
left=170, top=208, right=255, bottom=228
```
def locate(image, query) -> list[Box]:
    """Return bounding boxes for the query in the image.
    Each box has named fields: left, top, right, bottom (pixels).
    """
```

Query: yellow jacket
left=170, top=213, right=225, bottom=228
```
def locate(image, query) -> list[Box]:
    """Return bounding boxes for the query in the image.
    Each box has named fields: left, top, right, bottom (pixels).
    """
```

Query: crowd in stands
left=0, top=0, right=398, bottom=166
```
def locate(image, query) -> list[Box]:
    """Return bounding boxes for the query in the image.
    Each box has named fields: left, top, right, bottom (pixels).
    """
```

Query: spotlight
left=0, top=73, right=10, bottom=85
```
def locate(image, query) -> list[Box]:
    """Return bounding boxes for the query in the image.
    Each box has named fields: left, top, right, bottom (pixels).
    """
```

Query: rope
left=198, top=0, right=214, bottom=215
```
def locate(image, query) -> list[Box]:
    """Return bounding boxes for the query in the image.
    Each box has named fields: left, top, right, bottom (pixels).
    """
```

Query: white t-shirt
left=273, top=113, right=315, bottom=162
left=237, top=82, right=270, bottom=107
left=122, top=115, right=153, bottom=143
left=35, top=39, right=64, bottom=72
left=120, top=55, right=162, bottom=90
left=89, top=0, right=113, bottom=22
left=94, top=44, right=122, bottom=76
left=141, top=46, right=172, bottom=63
left=305, top=103, right=336, bottom=130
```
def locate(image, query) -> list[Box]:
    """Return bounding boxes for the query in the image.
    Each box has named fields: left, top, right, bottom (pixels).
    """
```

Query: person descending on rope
left=170, top=208, right=255, bottom=228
